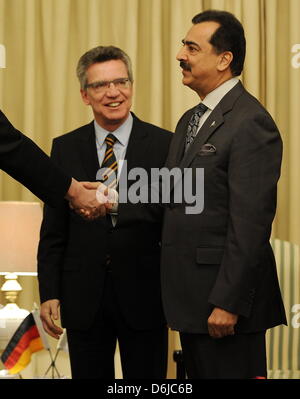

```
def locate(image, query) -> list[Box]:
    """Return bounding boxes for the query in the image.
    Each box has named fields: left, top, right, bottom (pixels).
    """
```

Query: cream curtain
left=0, top=0, right=299, bottom=378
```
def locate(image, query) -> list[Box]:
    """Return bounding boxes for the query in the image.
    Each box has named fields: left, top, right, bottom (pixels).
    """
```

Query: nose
left=106, top=82, right=119, bottom=96
left=176, top=46, right=187, bottom=61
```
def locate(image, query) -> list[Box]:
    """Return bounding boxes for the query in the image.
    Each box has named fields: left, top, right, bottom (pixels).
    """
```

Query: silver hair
left=76, top=45, right=133, bottom=89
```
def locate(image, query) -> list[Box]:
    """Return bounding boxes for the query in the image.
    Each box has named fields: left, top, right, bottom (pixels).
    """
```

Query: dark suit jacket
left=161, top=82, right=287, bottom=334
left=38, top=113, right=172, bottom=331
left=0, top=110, right=71, bottom=206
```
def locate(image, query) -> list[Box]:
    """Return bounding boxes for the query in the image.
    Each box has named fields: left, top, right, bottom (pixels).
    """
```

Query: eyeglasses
left=85, top=78, right=131, bottom=93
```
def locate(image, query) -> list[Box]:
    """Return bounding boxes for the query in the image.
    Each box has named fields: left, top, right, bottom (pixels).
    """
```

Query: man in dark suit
left=37, top=45, right=171, bottom=379
left=161, top=10, right=286, bottom=378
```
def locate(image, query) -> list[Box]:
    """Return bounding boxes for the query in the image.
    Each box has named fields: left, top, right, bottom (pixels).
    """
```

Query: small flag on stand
left=1, top=312, right=44, bottom=374
left=57, top=329, right=68, bottom=353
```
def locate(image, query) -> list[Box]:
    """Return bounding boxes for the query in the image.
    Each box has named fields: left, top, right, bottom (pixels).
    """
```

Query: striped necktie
left=100, top=133, right=118, bottom=189
left=185, top=103, right=208, bottom=152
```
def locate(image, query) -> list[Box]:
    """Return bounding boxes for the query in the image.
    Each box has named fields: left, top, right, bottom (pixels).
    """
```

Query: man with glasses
left=37, top=46, right=171, bottom=379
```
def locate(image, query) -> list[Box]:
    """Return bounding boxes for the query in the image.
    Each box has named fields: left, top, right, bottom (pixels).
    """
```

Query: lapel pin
left=210, top=121, right=216, bottom=127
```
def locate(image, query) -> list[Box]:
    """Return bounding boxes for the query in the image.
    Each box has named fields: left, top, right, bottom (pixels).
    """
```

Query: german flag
left=1, top=312, right=44, bottom=374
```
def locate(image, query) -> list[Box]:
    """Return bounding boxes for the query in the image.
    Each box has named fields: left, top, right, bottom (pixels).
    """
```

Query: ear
left=80, top=89, right=90, bottom=105
left=217, top=51, right=233, bottom=72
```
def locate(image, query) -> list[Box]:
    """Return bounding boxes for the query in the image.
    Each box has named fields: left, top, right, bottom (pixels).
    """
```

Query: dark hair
left=192, top=10, right=246, bottom=76
left=76, top=45, right=133, bottom=89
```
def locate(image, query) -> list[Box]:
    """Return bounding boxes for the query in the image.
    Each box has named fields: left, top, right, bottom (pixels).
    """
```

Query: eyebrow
left=181, top=39, right=201, bottom=50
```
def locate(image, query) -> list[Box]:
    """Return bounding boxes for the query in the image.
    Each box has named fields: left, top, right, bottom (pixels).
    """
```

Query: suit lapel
left=120, top=113, right=149, bottom=177
left=117, top=114, right=149, bottom=224
left=180, top=108, right=224, bottom=169
left=168, top=81, right=245, bottom=193
left=77, top=122, right=100, bottom=181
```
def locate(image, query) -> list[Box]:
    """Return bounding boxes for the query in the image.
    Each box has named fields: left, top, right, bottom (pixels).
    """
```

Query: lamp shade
left=0, top=202, right=42, bottom=275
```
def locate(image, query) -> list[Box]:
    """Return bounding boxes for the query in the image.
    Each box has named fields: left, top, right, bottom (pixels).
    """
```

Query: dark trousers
left=66, top=272, right=168, bottom=379
left=180, top=331, right=267, bottom=379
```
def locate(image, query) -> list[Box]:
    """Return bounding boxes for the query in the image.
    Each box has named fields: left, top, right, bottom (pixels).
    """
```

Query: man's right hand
left=40, top=299, right=63, bottom=339
left=84, top=181, right=118, bottom=213
left=65, top=178, right=108, bottom=219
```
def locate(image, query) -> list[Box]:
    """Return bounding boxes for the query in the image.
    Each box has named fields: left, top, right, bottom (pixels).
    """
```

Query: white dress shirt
left=94, top=112, right=133, bottom=178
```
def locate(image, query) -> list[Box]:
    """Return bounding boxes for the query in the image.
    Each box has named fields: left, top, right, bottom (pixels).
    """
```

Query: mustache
left=180, top=61, right=191, bottom=71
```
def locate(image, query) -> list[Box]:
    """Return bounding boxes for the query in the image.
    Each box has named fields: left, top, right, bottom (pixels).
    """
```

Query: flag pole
left=43, top=348, right=61, bottom=379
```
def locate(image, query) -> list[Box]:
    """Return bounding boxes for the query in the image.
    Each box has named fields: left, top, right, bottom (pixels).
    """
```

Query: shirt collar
left=202, top=77, right=239, bottom=111
left=94, top=113, right=133, bottom=148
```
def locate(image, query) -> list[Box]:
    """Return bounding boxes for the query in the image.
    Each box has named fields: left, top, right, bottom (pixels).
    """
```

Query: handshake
left=66, top=179, right=118, bottom=220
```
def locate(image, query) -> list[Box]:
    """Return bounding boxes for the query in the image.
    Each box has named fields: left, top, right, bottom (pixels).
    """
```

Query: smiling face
left=176, top=21, right=233, bottom=98
left=81, top=59, right=133, bottom=131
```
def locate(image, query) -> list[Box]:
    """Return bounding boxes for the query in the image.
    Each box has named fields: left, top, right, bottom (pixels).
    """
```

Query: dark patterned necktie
left=185, top=103, right=208, bottom=152
left=100, top=133, right=118, bottom=189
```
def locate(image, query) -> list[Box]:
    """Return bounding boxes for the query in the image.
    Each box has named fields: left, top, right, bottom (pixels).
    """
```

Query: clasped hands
left=67, top=179, right=117, bottom=220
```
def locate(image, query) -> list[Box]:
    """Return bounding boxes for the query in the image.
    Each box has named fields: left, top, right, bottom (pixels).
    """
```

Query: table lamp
left=0, top=201, right=42, bottom=350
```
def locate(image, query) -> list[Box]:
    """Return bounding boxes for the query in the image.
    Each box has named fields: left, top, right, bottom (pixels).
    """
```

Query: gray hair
left=76, top=45, right=133, bottom=89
